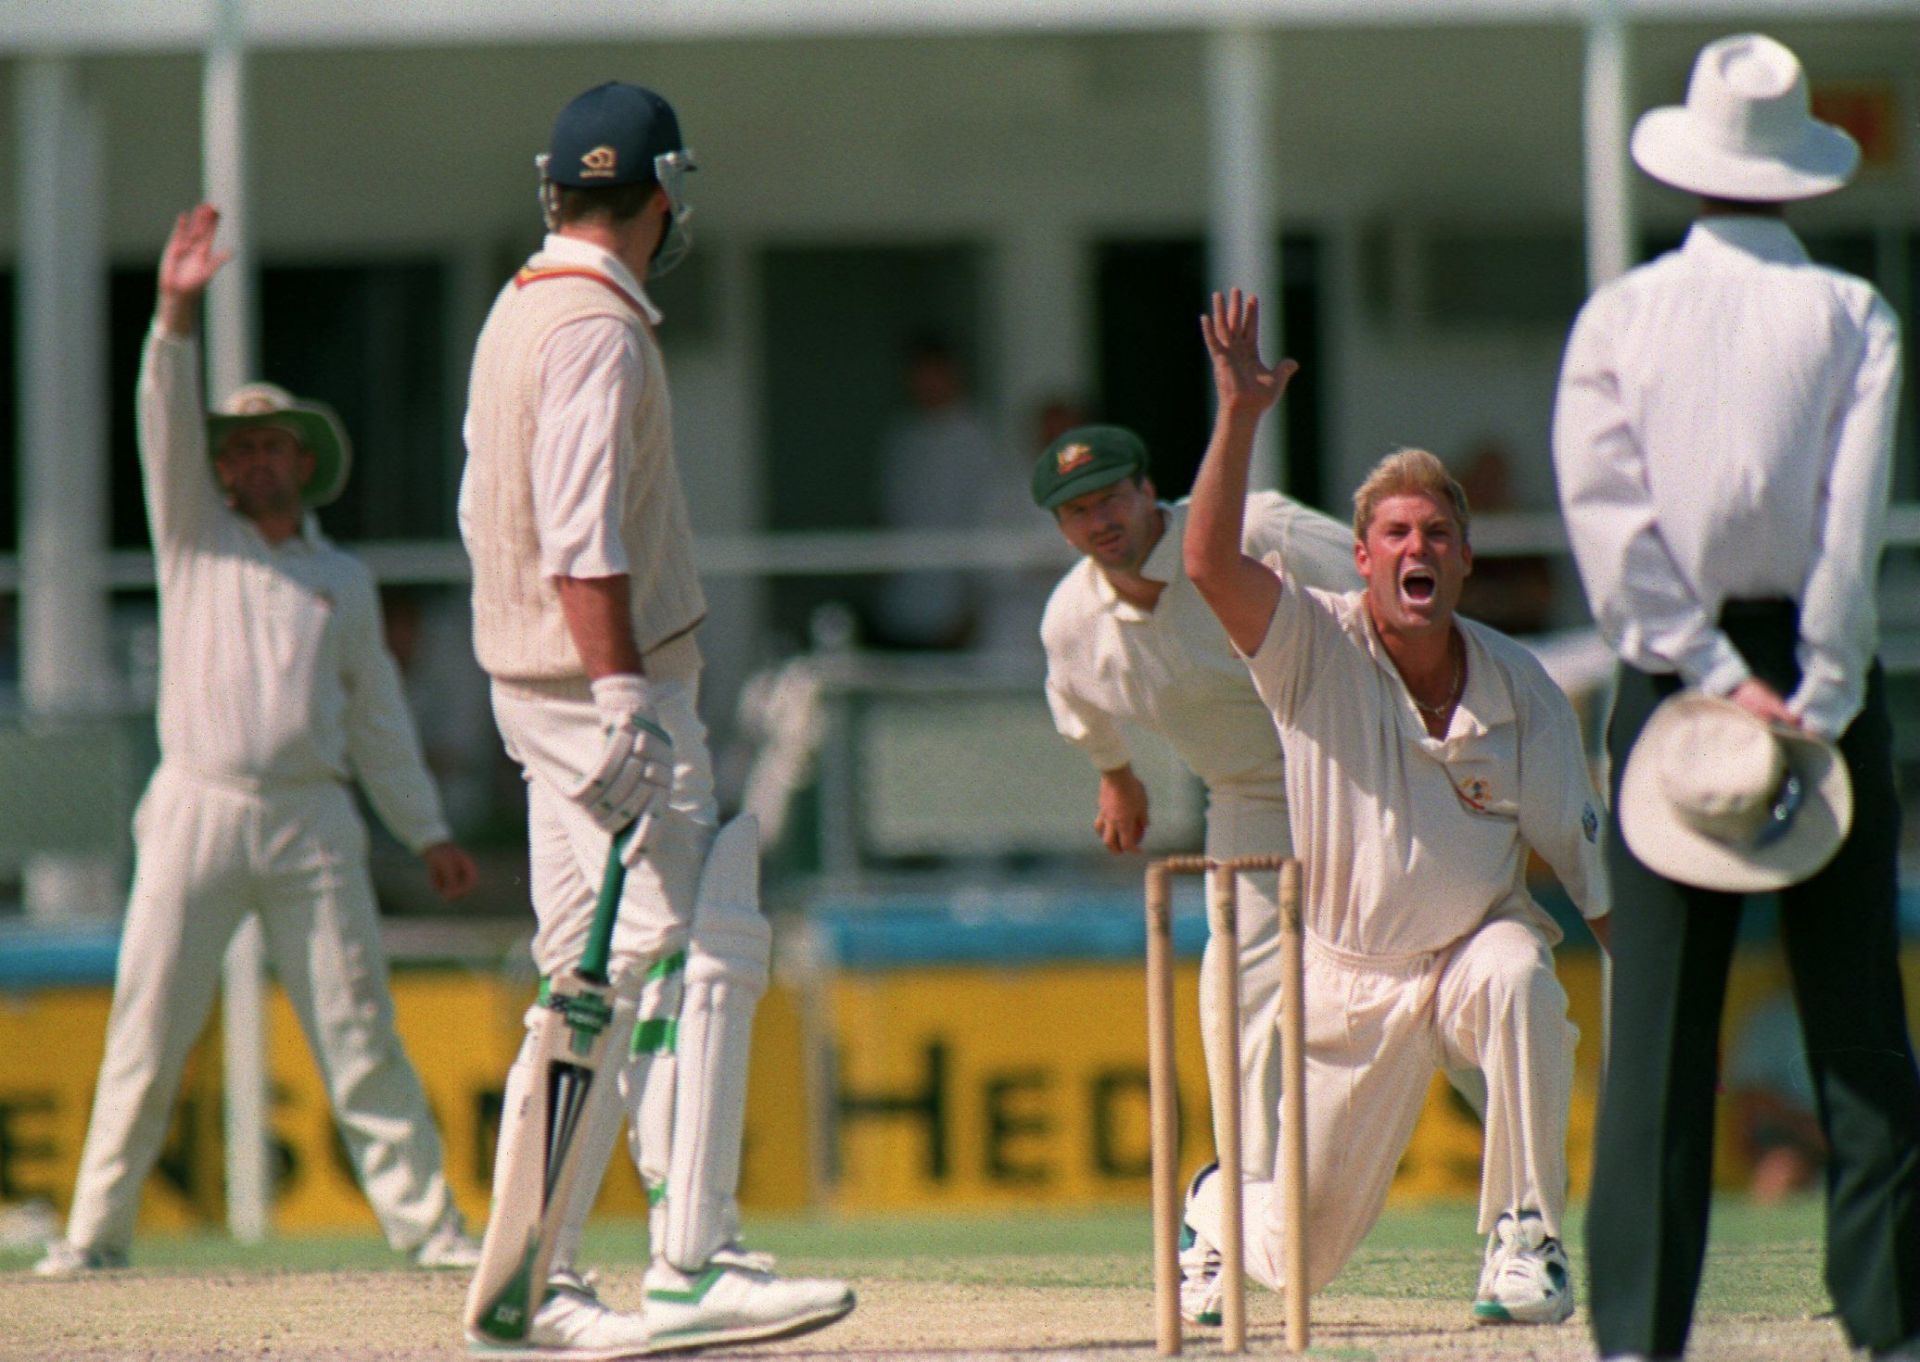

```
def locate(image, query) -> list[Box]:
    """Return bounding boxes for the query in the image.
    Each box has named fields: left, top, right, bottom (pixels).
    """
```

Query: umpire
left=1554, top=33, right=1920, bottom=1362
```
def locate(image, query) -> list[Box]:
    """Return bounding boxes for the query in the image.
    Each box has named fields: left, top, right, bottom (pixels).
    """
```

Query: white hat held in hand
left=1620, top=692, right=1852, bottom=892
left=1631, top=33, right=1859, bottom=202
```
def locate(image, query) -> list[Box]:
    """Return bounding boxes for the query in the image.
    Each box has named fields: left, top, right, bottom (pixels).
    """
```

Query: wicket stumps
left=1145, top=855, right=1308, bottom=1356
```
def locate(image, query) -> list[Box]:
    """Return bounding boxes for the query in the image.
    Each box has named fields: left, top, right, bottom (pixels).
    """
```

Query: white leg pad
left=660, top=815, right=770, bottom=1269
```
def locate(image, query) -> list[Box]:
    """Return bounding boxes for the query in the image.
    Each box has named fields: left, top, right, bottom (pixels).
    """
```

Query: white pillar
left=989, top=223, right=1091, bottom=451
left=1583, top=0, right=1636, bottom=292
left=1204, top=27, right=1283, bottom=494
left=16, top=59, right=119, bottom=922
left=205, top=0, right=272, bottom=1247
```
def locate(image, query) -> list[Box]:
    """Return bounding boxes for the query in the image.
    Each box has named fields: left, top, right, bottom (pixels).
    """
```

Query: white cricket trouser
left=489, top=676, right=719, bottom=981
left=65, top=765, right=456, bottom=1254
left=1199, top=788, right=1290, bottom=1181
left=1188, top=910, right=1577, bottom=1294
left=488, top=674, right=724, bottom=1263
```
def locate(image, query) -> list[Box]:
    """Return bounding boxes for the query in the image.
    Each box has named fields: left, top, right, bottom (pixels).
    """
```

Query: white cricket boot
left=641, top=1258, right=854, bottom=1353
left=1177, top=1163, right=1223, bottom=1327
left=413, top=1210, right=484, bottom=1269
left=1474, top=1210, right=1575, bottom=1325
left=467, top=1279, right=654, bottom=1361
left=32, top=1239, right=128, bottom=1276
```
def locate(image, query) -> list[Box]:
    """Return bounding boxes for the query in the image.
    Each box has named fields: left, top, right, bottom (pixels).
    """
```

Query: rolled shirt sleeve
left=1552, top=297, right=1750, bottom=698
left=1513, top=659, right=1610, bottom=920
left=530, top=313, right=641, bottom=580
left=1044, top=670, right=1133, bottom=773
left=1791, top=297, right=1901, bottom=738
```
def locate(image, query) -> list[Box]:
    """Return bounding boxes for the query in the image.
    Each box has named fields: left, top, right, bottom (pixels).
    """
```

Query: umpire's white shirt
left=1553, top=216, right=1901, bottom=738
left=1242, top=573, right=1608, bottom=958
left=140, top=325, right=449, bottom=850
left=1041, top=493, right=1357, bottom=795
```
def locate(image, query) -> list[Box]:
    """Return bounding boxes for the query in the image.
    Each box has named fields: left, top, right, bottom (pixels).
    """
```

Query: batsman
left=459, top=82, right=852, bottom=1357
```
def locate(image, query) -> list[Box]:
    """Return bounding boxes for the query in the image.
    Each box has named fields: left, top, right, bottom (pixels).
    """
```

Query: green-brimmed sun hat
left=207, top=383, right=352, bottom=508
left=1032, top=424, right=1149, bottom=511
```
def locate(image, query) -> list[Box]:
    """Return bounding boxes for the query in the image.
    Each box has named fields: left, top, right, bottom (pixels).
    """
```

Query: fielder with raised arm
left=1180, top=289, right=1609, bottom=1328
left=458, top=82, right=852, bottom=1357
left=38, top=204, right=482, bottom=1277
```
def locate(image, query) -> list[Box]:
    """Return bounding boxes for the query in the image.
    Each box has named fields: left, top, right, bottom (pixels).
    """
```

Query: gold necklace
left=1411, top=641, right=1463, bottom=717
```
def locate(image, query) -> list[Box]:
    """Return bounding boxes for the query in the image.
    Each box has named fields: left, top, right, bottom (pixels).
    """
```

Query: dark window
left=1093, top=235, right=1325, bottom=510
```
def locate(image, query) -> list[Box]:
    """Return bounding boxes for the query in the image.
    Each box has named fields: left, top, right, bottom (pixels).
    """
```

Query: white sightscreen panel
left=857, top=694, right=1202, bottom=858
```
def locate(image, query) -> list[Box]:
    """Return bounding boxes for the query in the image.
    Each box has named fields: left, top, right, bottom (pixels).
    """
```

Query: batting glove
left=567, top=674, right=674, bottom=860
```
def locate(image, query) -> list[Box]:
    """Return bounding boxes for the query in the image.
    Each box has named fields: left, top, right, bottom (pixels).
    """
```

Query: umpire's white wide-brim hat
left=1619, top=692, right=1851, bottom=893
left=1632, top=34, right=1859, bottom=202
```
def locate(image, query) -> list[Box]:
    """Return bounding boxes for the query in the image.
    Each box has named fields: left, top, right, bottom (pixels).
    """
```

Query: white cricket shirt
left=1242, top=571, right=1608, bottom=958
left=139, top=327, right=451, bottom=851
left=1041, top=492, right=1357, bottom=795
left=459, top=234, right=664, bottom=583
left=1553, top=216, right=1901, bottom=738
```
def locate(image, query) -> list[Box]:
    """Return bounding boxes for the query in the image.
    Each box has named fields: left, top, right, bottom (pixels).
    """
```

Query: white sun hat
left=1631, top=33, right=1860, bottom=202
left=1619, top=692, right=1852, bottom=893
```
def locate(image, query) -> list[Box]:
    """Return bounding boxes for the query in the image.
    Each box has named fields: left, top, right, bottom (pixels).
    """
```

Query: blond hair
left=1351, top=447, right=1471, bottom=543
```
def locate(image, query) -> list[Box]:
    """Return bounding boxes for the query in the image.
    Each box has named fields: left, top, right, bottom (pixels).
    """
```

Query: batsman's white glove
left=567, top=674, right=673, bottom=861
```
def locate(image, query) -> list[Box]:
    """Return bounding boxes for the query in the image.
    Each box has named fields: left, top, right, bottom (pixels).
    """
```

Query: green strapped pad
left=631, top=1017, right=678, bottom=1055
left=646, top=950, right=687, bottom=982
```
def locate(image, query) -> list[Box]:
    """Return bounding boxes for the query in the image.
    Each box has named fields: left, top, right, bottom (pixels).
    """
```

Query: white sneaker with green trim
left=1177, top=1163, right=1223, bottom=1327
left=641, top=1258, right=854, bottom=1354
left=1474, top=1210, right=1574, bottom=1325
left=466, top=1278, right=653, bottom=1360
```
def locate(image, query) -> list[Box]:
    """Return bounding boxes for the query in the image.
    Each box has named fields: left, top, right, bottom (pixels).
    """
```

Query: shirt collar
left=540, top=233, right=665, bottom=325
left=1682, top=216, right=1810, bottom=268
left=1357, top=608, right=1512, bottom=747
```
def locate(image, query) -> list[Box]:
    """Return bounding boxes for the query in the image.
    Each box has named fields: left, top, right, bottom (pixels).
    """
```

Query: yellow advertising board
left=0, top=949, right=1912, bottom=1231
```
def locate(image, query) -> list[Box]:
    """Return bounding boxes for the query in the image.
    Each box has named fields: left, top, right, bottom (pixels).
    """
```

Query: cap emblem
left=1055, top=442, right=1094, bottom=476
left=580, top=145, right=619, bottom=179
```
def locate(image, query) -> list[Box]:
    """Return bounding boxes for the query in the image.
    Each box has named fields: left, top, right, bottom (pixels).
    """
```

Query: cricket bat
left=465, top=832, right=630, bottom=1342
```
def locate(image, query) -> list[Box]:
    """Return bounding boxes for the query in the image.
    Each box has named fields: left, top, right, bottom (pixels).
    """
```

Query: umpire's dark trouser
left=1588, top=601, right=1920, bottom=1359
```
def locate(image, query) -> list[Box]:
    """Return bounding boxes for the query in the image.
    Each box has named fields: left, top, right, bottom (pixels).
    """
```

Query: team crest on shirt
left=1454, top=776, right=1492, bottom=811
left=580, top=145, right=619, bottom=179
left=1055, top=442, right=1095, bottom=475
left=1582, top=802, right=1600, bottom=844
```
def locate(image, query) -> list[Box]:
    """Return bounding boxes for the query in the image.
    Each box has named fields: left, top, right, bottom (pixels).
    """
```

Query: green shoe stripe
left=646, top=1265, right=726, bottom=1304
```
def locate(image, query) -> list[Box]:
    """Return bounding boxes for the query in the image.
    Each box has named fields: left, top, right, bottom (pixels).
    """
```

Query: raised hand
left=1200, top=288, right=1299, bottom=417
left=155, top=204, right=231, bottom=335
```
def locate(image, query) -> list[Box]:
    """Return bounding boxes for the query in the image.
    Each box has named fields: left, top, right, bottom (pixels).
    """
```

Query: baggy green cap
left=1031, top=424, right=1149, bottom=510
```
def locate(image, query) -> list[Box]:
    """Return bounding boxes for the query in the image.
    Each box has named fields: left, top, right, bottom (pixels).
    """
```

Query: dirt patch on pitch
left=0, top=1267, right=1858, bottom=1361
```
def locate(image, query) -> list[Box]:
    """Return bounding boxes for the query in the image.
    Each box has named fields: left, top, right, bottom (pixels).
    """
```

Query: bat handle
left=577, top=825, right=634, bottom=987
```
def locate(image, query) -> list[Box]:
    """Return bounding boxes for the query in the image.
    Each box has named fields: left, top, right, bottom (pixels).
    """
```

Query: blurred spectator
left=872, top=335, right=998, bottom=650
left=1727, top=991, right=1826, bottom=1205
left=1454, top=438, right=1555, bottom=635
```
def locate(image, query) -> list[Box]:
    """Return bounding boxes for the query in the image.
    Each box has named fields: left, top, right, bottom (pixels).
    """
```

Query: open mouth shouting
left=1399, top=564, right=1439, bottom=608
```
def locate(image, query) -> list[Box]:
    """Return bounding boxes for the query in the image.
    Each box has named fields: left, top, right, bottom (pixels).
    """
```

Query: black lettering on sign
left=835, top=1040, right=948, bottom=1180
left=1089, top=1068, right=1152, bottom=1179
left=0, top=1093, right=56, bottom=1201
left=983, top=1070, right=1051, bottom=1184
left=476, top=1088, right=504, bottom=1181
